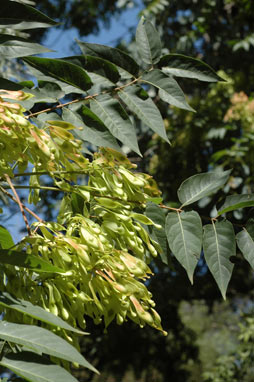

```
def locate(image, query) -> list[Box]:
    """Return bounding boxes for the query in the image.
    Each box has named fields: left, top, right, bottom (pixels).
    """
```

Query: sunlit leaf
left=0, top=322, right=97, bottom=372
left=141, top=69, right=195, bottom=111
left=0, top=34, right=52, bottom=58
left=217, top=194, right=254, bottom=216
left=0, top=292, right=85, bottom=335
left=136, top=16, right=162, bottom=66
left=118, top=85, right=169, bottom=142
left=90, top=94, right=141, bottom=155
left=236, top=220, right=254, bottom=269
left=158, top=54, right=225, bottom=82
left=0, top=226, right=14, bottom=249
left=177, top=170, right=231, bottom=207
left=0, top=352, right=78, bottom=382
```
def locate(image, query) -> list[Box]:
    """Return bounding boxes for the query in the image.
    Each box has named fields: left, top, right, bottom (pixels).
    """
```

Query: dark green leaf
left=0, top=322, right=97, bottom=373
left=236, top=220, right=254, bottom=269
left=23, top=57, right=92, bottom=92
left=0, top=78, right=23, bottom=91
left=90, top=94, right=141, bottom=155
left=165, top=211, right=202, bottom=283
left=158, top=54, right=225, bottom=82
left=0, top=249, right=66, bottom=274
left=61, top=55, right=120, bottom=83
left=62, top=107, right=121, bottom=151
left=77, top=41, right=140, bottom=77
left=0, top=292, right=84, bottom=335
left=217, top=194, right=254, bottom=216
left=0, top=34, right=52, bottom=58
left=0, top=352, right=78, bottom=382
left=1, top=0, right=58, bottom=29
left=141, top=69, right=195, bottom=111
left=118, top=85, right=169, bottom=142
left=136, top=17, right=162, bottom=66
left=146, top=203, right=169, bottom=264
left=178, top=170, right=231, bottom=207
left=0, top=226, right=14, bottom=249
left=203, top=220, right=235, bottom=299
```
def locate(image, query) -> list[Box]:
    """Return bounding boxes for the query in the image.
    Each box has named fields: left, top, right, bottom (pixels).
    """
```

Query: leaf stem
left=0, top=184, right=43, bottom=224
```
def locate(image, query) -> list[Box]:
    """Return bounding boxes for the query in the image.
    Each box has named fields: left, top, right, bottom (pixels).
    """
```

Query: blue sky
left=43, top=1, right=143, bottom=58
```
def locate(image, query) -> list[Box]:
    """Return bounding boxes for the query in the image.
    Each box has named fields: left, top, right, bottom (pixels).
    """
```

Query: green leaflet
left=158, top=54, right=225, bottom=82
left=77, top=41, right=140, bottom=77
left=165, top=211, right=202, bottom=283
left=61, top=55, right=120, bottom=84
left=0, top=322, right=97, bottom=373
left=177, top=170, right=231, bottom=207
left=217, top=194, right=254, bottom=215
left=0, top=34, right=52, bottom=58
left=141, top=69, right=195, bottom=112
left=136, top=17, right=162, bottom=66
left=90, top=94, right=141, bottom=155
left=1, top=0, right=58, bottom=29
left=22, top=57, right=92, bottom=92
left=118, top=85, right=169, bottom=143
left=0, top=226, right=14, bottom=249
left=0, top=352, right=78, bottom=382
left=0, top=249, right=66, bottom=274
left=203, top=220, right=235, bottom=299
left=236, top=220, right=254, bottom=269
left=62, top=107, right=121, bottom=151
left=0, top=292, right=85, bottom=335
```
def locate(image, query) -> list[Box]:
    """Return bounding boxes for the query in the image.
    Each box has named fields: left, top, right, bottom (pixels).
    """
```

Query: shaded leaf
left=178, top=170, right=231, bottom=207
left=90, top=94, right=141, bottom=155
left=236, top=220, right=254, bottom=269
left=158, top=54, right=225, bottom=82
left=23, top=57, right=92, bottom=92
left=136, top=17, right=162, bottom=66
left=0, top=292, right=84, bottom=335
left=0, top=249, right=66, bottom=274
left=1, top=0, right=58, bottom=29
left=0, top=226, right=14, bottom=249
left=77, top=41, right=139, bottom=77
left=62, top=107, right=121, bottom=151
left=203, top=220, right=235, bottom=299
left=217, top=194, right=254, bottom=216
left=0, top=351, right=78, bottom=382
left=0, top=322, right=97, bottom=372
left=141, top=69, right=195, bottom=111
left=0, top=78, right=23, bottom=91
left=165, top=211, right=202, bottom=283
left=146, top=203, right=169, bottom=264
left=61, top=55, right=120, bottom=83
left=118, top=85, right=169, bottom=142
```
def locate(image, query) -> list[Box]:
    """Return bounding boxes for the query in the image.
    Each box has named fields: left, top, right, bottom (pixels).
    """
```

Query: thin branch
left=4, top=174, right=32, bottom=235
left=25, top=77, right=140, bottom=119
left=159, top=204, right=182, bottom=212
left=0, top=184, right=43, bottom=224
